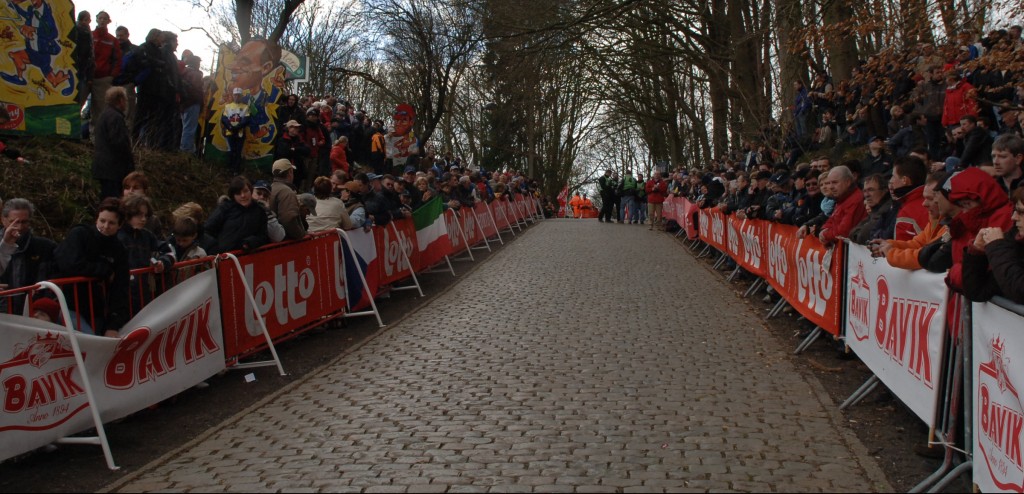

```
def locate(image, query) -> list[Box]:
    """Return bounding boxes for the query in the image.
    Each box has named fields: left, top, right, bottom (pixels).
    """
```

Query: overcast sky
left=73, top=0, right=223, bottom=73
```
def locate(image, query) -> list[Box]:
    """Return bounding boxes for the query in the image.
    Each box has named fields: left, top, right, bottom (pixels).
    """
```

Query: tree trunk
left=776, top=0, right=805, bottom=138
left=235, top=0, right=254, bottom=44
left=822, top=0, right=858, bottom=81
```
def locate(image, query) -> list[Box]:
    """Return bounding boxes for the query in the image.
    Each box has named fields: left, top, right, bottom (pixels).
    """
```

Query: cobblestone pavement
left=107, top=219, right=891, bottom=493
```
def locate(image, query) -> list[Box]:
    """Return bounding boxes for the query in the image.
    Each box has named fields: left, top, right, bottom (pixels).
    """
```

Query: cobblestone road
left=107, top=219, right=891, bottom=493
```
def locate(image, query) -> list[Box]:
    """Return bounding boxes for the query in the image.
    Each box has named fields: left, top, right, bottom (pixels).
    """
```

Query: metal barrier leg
left=486, top=207, right=506, bottom=245
left=712, top=253, right=727, bottom=270
left=499, top=204, right=519, bottom=236
left=386, top=223, right=425, bottom=298
left=840, top=375, right=881, bottom=410
left=909, top=326, right=964, bottom=493
left=793, top=326, right=824, bottom=354
left=766, top=298, right=788, bottom=320
left=468, top=209, right=493, bottom=252
left=743, top=278, right=764, bottom=298
left=34, top=281, right=120, bottom=470
left=926, top=462, right=972, bottom=493
left=450, top=211, right=475, bottom=261
left=218, top=254, right=288, bottom=376
left=336, top=229, right=385, bottom=328
left=726, top=266, right=741, bottom=282
left=697, top=245, right=712, bottom=258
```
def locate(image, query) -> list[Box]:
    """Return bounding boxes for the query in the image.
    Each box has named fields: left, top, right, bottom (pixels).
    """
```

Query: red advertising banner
left=492, top=201, right=511, bottom=231
left=762, top=222, right=844, bottom=335
left=375, top=219, right=418, bottom=286
left=445, top=209, right=467, bottom=256
left=698, top=208, right=728, bottom=253
left=727, top=217, right=767, bottom=278
left=217, top=232, right=346, bottom=360
left=663, top=197, right=698, bottom=239
left=475, top=203, right=498, bottom=239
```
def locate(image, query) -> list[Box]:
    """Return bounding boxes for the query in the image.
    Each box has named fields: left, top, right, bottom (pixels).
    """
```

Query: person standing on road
left=645, top=172, right=668, bottom=230
left=619, top=169, right=638, bottom=223
left=598, top=169, right=618, bottom=223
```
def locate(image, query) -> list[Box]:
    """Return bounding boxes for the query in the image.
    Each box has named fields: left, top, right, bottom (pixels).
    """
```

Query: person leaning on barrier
left=306, top=177, right=354, bottom=231
left=118, top=195, right=174, bottom=314
left=814, top=165, right=866, bottom=246
left=204, top=176, right=270, bottom=254
left=871, top=172, right=949, bottom=269
left=0, top=199, right=57, bottom=311
left=919, top=167, right=1013, bottom=292
left=252, top=180, right=286, bottom=243
left=888, top=155, right=931, bottom=241
left=269, top=159, right=309, bottom=240
left=341, top=181, right=369, bottom=230
left=962, top=186, right=1024, bottom=304
left=849, top=174, right=894, bottom=245
left=783, top=171, right=824, bottom=226
left=54, top=198, right=130, bottom=337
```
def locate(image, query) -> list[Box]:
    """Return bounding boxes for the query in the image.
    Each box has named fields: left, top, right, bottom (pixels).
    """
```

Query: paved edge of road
left=681, top=235, right=894, bottom=492
left=98, top=226, right=534, bottom=494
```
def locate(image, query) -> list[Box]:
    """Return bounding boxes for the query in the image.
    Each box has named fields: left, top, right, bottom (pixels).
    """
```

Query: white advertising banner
left=0, top=270, right=225, bottom=461
left=973, top=301, right=1024, bottom=493
left=844, top=243, right=947, bottom=427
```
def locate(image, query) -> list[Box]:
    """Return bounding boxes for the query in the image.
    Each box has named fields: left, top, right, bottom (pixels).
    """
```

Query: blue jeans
left=180, top=104, right=200, bottom=153
left=620, top=196, right=635, bottom=222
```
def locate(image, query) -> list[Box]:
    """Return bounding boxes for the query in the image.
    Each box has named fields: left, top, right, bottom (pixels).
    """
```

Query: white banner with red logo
left=973, top=301, right=1024, bottom=493
left=0, top=270, right=224, bottom=461
left=844, top=243, right=947, bottom=427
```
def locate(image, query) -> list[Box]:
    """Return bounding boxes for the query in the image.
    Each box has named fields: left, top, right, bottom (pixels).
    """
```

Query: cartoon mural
left=0, top=0, right=79, bottom=136
left=385, top=103, right=416, bottom=167
left=203, top=40, right=286, bottom=170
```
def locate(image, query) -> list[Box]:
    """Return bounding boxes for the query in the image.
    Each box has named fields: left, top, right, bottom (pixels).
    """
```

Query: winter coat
left=963, top=227, right=1024, bottom=304
left=54, top=224, right=130, bottom=333
left=893, top=186, right=929, bottom=241
left=204, top=198, right=270, bottom=254
left=0, top=231, right=56, bottom=313
left=886, top=218, right=947, bottom=270
left=958, top=126, right=994, bottom=168
left=269, top=179, right=307, bottom=241
left=307, top=197, right=354, bottom=231
left=820, top=187, right=868, bottom=245
left=91, top=26, right=122, bottom=79
left=92, top=106, right=134, bottom=182
left=644, top=179, right=668, bottom=204
left=850, top=198, right=893, bottom=244
left=117, top=224, right=174, bottom=313
left=942, top=80, right=979, bottom=127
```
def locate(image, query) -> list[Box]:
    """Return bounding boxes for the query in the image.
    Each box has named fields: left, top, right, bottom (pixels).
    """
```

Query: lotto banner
left=844, top=243, right=947, bottom=427
left=726, top=217, right=766, bottom=278
left=762, top=222, right=844, bottom=335
left=492, top=201, right=511, bottom=231
left=973, top=300, right=1024, bottom=493
left=0, top=270, right=225, bottom=462
left=477, top=201, right=497, bottom=238
left=662, top=198, right=698, bottom=239
left=374, top=219, right=417, bottom=286
left=0, top=0, right=80, bottom=136
left=698, top=208, right=728, bottom=253
left=445, top=209, right=468, bottom=256
left=217, top=233, right=346, bottom=360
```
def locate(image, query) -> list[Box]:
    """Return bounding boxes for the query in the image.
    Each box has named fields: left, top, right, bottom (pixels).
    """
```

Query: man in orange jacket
left=874, top=172, right=948, bottom=269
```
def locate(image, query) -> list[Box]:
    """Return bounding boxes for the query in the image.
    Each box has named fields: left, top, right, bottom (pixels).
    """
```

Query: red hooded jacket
left=820, top=187, right=867, bottom=245
left=894, top=186, right=929, bottom=242
left=941, top=79, right=978, bottom=127
left=645, top=179, right=668, bottom=204
left=945, top=167, right=1013, bottom=290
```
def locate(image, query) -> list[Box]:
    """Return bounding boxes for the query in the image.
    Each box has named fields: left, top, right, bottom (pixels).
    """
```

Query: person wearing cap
left=360, top=173, right=394, bottom=226
left=269, top=159, right=308, bottom=240
left=30, top=297, right=62, bottom=324
left=764, top=171, right=796, bottom=223
left=251, top=180, right=286, bottom=242
left=221, top=87, right=251, bottom=174
left=341, top=181, right=368, bottom=229
left=274, top=119, right=311, bottom=186
left=860, top=136, right=893, bottom=179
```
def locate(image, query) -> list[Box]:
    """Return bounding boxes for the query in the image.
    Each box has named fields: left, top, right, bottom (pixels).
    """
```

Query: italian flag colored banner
left=414, top=197, right=449, bottom=269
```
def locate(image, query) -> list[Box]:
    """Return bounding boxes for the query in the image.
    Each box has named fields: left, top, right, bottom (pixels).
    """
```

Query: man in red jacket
left=90, top=11, right=122, bottom=119
left=645, top=172, right=668, bottom=230
left=889, top=156, right=930, bottom=241
left=818, top=166, right=866, bottom=246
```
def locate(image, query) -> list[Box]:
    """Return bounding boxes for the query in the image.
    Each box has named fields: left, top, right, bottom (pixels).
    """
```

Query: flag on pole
left=413, top=197, right=449, bottom=268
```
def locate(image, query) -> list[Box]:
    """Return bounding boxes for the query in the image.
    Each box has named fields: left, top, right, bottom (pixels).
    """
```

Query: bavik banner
left=844, top=243, right=947, bottom=427
left=973, top=301, right=1024, bottom=493
left=0, top=270, right=225, bottom=462
left=0, top=0, right=80, bottom=136
left=763, top=222, right=844, bottom=335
